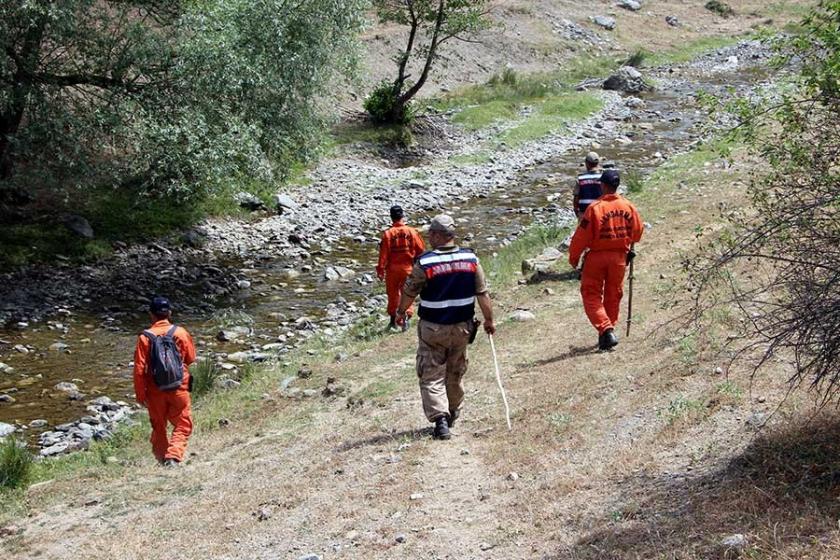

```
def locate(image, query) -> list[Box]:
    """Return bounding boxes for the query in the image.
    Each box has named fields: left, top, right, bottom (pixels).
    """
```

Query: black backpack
left=142, top=325, right=184, bottom=391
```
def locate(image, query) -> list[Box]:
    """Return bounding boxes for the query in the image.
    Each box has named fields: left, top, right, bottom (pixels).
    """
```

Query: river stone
left=217, top=378, right=241, bottom=390
left=182, top=229, right=208, bottom=248
left=13, top=344, right=29, bottom=354
left=40, top=442, right=70, bottom=457
left=274, top=193, right=298, bottom=213
left=54, top=382, right=80, bottom=393
left=226, top=351, right=250, bottom=364
left=604, top=66, right=650, bottom=93
left=0, top=394, right=16, bottom=403
left=298, top=555, right=321, bottom=560
left=0, top=362, right=13, bottom=374
left=665, top=15, right=680, bottom=26
left=0, top=422, right=15, bottom=438
left=49, top=342, right=70, bottom=352
left=63, top=214, right=94, bottom=239
left=591, top=15, right=616, bottom=30
left=619, top=0, right=641, bottom=10
left=29, top=419, right=48, bottom=428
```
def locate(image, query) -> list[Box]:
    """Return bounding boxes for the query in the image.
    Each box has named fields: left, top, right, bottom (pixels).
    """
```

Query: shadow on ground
left=552, top=414, right=840, bottom=559
left=335, top=427, right=431, bottom=452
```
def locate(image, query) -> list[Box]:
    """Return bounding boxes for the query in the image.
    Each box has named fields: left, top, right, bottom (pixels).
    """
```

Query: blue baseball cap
left=149, top=296, right=171, bottom=314
left=601, top=169, right=620, bottom=188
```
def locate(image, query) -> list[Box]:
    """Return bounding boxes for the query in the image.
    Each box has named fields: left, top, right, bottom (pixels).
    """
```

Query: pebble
left=721, top=534, right=748, bottom=550
left=395, top=533, right=407, bottom=543
left=410, top=493, right=424, bottom=501
left=298, top=555, right=321, bottom=560
left=507, top=472, right=520, bottom=482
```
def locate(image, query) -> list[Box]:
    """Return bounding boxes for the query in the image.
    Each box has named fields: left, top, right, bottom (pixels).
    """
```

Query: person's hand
left=376, top=270, right=385, bottom=281
left=395, top=310, right=407, bottom=327
left=484, top=319, right=496, bottom=335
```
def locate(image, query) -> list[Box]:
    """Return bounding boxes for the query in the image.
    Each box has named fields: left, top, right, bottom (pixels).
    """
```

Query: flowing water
left=0, top=57, right=771, bottom=441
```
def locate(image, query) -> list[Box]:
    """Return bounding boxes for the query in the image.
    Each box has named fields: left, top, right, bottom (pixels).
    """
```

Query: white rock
left=510, top=310, right=536, bottom=322
left=0, top=422, right=15, bottom=438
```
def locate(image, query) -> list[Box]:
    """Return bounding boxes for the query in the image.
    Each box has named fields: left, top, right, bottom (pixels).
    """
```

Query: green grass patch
left=645, top=36, right=745, bottom=66
left=661, top=395, right=707, bottom=425
left=329, top=121, right=413, bottom=148
left=448, top=151, right=494, bottom=166
left=0, top=438, right=33, bottom=490
left=485, top=224, right=570, bottom=285
left=497, top=92, right=603, bottom=148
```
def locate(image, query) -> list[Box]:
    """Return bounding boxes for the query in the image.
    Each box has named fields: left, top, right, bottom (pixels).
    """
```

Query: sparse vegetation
left=190, top=360, right=223, bottom=398
left=0, top=438, right=32, bottom=490
left=705, top=0, right=736, bottom=18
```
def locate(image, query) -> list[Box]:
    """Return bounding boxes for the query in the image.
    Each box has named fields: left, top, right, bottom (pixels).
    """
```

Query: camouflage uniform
left=402, top=243, right=489, bottom=421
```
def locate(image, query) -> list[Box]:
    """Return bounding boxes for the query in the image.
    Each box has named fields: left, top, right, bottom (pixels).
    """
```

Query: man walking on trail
left=573, top=151, right=603, bottom=218
left=396, top=214, right=496, bottom=440
left=377, top=205, right=425, bottom=330
left=569, top=169, right=643, bottom=351
left=133, top=297, right=196, bottom=466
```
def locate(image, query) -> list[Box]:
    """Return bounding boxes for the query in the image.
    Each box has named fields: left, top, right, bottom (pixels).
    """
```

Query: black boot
left=448, top=408, right=460, bottom=428
left=598, top=328, right=619, bottom=351
left=433, top=416, right=451, bottom=440
left=388, top=315, right=396, bottom=330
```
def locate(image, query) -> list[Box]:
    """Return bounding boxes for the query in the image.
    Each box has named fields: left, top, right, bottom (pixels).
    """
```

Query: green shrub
left=625, top=170, right=645, bottom=194
left=705, top=1, right=735, bottom=17
left=191, top=360, right=222, bottom=398
left=623, top=49, right=649, bottom=68
left=0, top=438, right=33, bottom=490
left=364, top=80, right=413, bottom=124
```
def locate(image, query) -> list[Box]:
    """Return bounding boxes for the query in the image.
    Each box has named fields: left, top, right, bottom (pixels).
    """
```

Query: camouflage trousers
left=416, top=319, right=471, bottom=422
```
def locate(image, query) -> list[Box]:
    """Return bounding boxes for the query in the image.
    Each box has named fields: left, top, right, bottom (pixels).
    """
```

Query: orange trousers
left=146, top=388, right=193, bottom=462
left=580, top=250, right=627, bottom=334
left=386, top=266, right=414, bottom=317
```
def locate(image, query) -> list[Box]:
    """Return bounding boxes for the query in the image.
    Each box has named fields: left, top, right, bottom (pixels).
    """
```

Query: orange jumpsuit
left=133, top=319, right=196, bottom=463
left=377, top=221, right=425, bottom=317
left=569, top=193, right=644, bottom=334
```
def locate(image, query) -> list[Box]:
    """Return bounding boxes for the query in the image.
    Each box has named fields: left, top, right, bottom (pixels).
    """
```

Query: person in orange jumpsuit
left=569, top=169, right=643, bottom=351
left=133, top=296, right=196, bottom=466
left=377, top=205, right=426, bottom=329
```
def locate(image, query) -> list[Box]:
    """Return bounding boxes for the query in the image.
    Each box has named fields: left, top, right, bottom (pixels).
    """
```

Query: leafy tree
left=367, top=0, right=491, bottom=123
left=686, top=1, right=840, bottom=402
left=0, top=0, right=364, bottom=203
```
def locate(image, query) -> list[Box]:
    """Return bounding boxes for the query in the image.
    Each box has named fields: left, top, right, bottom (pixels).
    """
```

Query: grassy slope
left=2, top=139, right=836, bottom=559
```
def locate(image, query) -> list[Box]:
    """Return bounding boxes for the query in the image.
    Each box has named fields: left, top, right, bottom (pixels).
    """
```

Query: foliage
left=190, top=360, right=223, bottom=398
left=623, top=49, right=649, bottom=68
left=369, top=0, right=492, bottom=123
left=686, top=2, right=840, bottom=402
left=0, top=0, right=364, bottom=222
left=485, top=224, right=568, bottom=285
left=705, top=1, right=735, bottom=18
left=0, top=438, right=32, bottom=489
left=364, top=80, right=413, bottom=124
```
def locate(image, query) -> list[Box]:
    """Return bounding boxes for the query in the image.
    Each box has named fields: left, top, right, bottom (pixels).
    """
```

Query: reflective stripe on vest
left=418, top=248, right=477, bottom=324
left=577, top=172, right=602, bottom=213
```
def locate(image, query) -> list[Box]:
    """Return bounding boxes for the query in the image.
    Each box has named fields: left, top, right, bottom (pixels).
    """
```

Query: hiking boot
left=387, top=315, right=397, bottom=330
left=598, top=329, right=619, bottom=351
left=401, top=316, right=411, bottom=332
left=448, top=408, right=460, bottom=428
left=162, top=458, right=180, bottom=468
left=433, top=416, right=451, bottom=440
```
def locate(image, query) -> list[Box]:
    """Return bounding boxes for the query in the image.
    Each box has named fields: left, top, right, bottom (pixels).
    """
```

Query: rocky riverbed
left=0, top=40, right=777, bottom=455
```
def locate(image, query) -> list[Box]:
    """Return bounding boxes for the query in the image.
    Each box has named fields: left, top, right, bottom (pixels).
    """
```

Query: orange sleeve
left=376, top=230, right=390, bottom=276
left=176, top=328, right=197, bottom=366
left=569, top=209, right=594, bottom=267
left=631, top=204, right=644, bottom=243
left=413, top=229, right=425, bottom=256
left=133, top=335, right=149, bottom=405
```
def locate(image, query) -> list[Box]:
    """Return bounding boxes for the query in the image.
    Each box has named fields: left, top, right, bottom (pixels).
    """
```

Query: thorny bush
left=685, top=2, right=840, bottom=403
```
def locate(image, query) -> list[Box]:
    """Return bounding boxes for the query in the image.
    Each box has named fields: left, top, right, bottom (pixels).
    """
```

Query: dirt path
left=6, top=135, right=837, bottom=559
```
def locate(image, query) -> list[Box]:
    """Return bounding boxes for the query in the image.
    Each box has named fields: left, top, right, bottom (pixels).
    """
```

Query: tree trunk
left=1, top=13, right=47, bottom=180
left=397, top=0, right=446, bottom=108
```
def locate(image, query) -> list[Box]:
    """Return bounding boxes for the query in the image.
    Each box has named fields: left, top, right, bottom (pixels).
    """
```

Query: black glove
left=626, top=249, right=636, bottom=265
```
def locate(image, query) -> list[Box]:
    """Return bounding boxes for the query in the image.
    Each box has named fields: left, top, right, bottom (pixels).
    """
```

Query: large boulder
left=274, top=193, right=299, bottom=214
left=603, top=66, right=650, bottom=94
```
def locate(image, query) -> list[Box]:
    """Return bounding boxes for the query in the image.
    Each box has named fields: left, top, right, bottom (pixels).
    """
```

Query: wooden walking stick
left=626, top=244, right=635, bottom=338
left=488, top=334, right=512, bottom=430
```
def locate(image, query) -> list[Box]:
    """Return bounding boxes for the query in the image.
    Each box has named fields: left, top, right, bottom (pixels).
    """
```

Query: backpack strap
left=165, top=324, right=178, bottom=337
left=142, top=330, right=156, bottom=342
